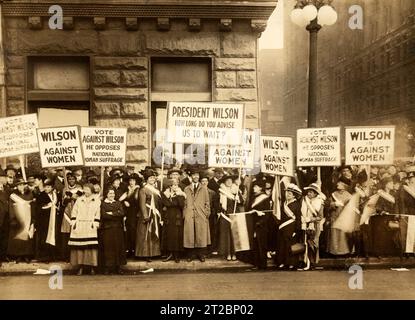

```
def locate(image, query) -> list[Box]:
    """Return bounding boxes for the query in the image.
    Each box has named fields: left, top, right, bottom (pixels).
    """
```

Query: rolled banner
left=360, top=193, right=380, bottom=225
left=10, top=193, right=32, bottom=241
left=332, top=192, right=361, bottom=233
left=229, top=212, right=254, bottom=252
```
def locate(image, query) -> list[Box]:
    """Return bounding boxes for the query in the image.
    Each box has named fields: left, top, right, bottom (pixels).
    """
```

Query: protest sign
left=166, top=102, right=245, bottom=145
left=208, top=130, right=256, bottom=169
left=297, top=127, right=341, bottom=167
left=81, top=127, right=127, bottom=167
left=37, top=126, right=84, bottom=168
left=260, top=136, right=294, bottom=177
left=0, top=114, right=39, bottom=157
left=345, top=126, right=395, bottom=165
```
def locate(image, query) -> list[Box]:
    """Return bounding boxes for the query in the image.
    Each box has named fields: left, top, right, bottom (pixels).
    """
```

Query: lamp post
left=290, top=0, right=338, bottom=128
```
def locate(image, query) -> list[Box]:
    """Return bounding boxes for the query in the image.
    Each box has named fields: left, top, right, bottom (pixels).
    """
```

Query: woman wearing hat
left=35, top=179, right=58, bottom=262
left=135, top=169, right=162, bottom=261
left=300, top=183, right=325, bottom=269
left=69, top=183, right=101, bottom=275
left=372, top=176, right=401, bottom=256
left=122, top=173, right=141, bottom=258
left=7, top=179, right=35, bottom=263
left=275, top=183, right=302, bottom=270
left=100, top=188, right=126, bottom=274
left=161, top=177, right=186, bottom=263
left=327, top=177, right=353, bottom=256
left=249, top=179, right=272, bottom=270
left=217, top=174, right=243, bottom=261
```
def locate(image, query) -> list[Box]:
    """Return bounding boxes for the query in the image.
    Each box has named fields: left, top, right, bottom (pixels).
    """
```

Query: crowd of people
left=0, top=161, right=414, bottom=274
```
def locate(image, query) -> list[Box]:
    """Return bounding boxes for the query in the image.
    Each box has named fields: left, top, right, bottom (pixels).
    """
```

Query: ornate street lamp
left=290, top=1, right=338, bottom=128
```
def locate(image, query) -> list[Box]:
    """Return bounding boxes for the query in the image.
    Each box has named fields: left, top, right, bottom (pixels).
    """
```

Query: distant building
left=282, top=0, right=415, bottom=158
left=258, top=49, right=285, bottom=135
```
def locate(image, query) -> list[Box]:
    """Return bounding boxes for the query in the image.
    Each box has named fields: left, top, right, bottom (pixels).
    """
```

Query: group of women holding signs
left=0, top=160, right=414, bottom=274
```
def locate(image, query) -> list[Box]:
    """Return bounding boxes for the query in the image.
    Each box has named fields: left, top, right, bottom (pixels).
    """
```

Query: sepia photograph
left=0, top=0, right=414, bottom=307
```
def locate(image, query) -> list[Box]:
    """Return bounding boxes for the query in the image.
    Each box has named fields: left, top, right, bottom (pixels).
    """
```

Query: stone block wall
left=3, top=17, right=261, bottom=166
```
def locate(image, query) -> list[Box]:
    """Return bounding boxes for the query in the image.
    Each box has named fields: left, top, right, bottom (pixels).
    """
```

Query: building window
left=26, top=56, right=90, bottom=169
left=150, top=57, right=212, bottom=166
left=27, top=56, right=90, bottom=127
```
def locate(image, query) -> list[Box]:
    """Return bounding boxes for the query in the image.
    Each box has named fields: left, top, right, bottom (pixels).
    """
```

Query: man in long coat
left=183, top=169, right=211, bottom=262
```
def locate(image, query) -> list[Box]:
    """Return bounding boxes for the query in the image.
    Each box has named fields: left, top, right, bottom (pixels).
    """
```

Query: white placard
left=37, top=126, right=84, bottom=168
left=0, top=114, right=39, bottom=157
left=166, top=102, right=245, bottom=145
left=345, top=126, right=395, bottom=165
left=297, top=127, right=341, bottom=167
left=260, top=136, right=294, bottom=177
left=208, top=130, right=256, bottom=169
left=81, top=127, right=127, bottom=167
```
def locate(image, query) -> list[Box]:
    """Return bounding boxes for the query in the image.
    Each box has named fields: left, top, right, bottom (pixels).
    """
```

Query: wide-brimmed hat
left=286, top=183, right=302, bottom=196
left=252, top=179, right=266, bottom=189
left=88, top=177, right=100, bottom=185
left=128, top=173, right=142, bottom=183
left=14, top=178, right=27, bottom=186
left=43, top=179, right=54, bottom=187
left=109, top=174, right=122, bottom=184
left=213, top=168, right=224, bottom=174
left=5, top=165, right=17, bottom=174
left=141, top=169, right=157, bottom=181
left=187, top=166, right=202, bottom=175
left=337, top=176, right=351, bottom=186
left=339, top=165, right=352, bottom=172
left=168, top=168, right=182, bottom=176
left=304, top=183, right=321, bottom=194
left=109, top=168, right=124, bottom=177
left=218, top=174, right=238, bottom=185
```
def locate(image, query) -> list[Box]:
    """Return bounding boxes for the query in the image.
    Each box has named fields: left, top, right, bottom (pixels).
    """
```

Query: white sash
left=279, top=201, right=296, bottom=230
left=403, top=185, right=415, bottom=200
left=378, top=190, right=395, bottom=204
left=46, top=191, right=57, bottom=246
left=251, top=193, right=269, bottom=210
left=219, top=187, right=237, bottom=211
left=220, top=212, right=232, bottom=223
left=146, top=194, right=162, bottom=239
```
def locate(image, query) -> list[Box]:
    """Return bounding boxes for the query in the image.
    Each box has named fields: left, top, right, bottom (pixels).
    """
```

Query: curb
left=1, top=257, right=415, bottom=275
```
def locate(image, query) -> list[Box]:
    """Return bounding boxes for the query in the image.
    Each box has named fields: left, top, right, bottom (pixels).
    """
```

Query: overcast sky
left=259, top=0, right=284, bottom=49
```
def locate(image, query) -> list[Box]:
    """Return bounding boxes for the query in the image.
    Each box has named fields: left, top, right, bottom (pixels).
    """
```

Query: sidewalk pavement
left=1, top=256, right=415, bottom=275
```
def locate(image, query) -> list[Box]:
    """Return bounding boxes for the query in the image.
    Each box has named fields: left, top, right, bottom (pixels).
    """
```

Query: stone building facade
left=0, top=0, right=277, bottom=169
left=281, top=0, right=415, bottom=158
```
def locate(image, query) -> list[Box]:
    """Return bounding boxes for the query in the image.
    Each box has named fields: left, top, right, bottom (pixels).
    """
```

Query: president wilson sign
left=166, top=102, right=245, bottom=146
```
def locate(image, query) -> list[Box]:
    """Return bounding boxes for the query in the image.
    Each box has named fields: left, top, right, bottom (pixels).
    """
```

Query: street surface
left=1, top=269, right=414, bottom=300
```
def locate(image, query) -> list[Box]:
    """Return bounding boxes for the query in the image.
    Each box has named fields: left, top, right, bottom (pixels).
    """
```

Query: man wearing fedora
left=208, top=168, right=224, bottom=194
left=183, top=168, right=211, bottom=262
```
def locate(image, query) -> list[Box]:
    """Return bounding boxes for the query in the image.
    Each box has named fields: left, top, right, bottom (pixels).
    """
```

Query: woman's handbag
left=290, top=242, right=306, bottom=255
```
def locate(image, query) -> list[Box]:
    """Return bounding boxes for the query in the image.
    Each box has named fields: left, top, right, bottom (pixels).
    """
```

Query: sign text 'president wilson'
left=260, top=136, right=294, bottom=177
left=37, top=126, right=84, bottom=168
left=167, top=102, right=245, bottom=145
